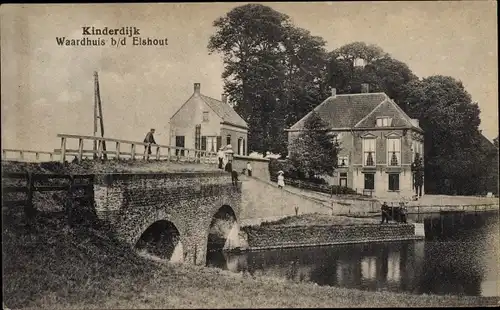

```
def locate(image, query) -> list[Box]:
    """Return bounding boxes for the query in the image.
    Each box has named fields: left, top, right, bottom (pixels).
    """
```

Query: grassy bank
left=4, top=213, right=498, bottom=309
left=260, top=212, right=379, bottom=227
left=1, top=159, right=220, bottom=174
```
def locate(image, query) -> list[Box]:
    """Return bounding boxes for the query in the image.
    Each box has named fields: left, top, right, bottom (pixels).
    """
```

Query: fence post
left=35, top=152, right=40, bottom=161
left=25, top=172, right=35, bottom=232
left=60, top=137, right=67, bottom=163
left=131, top=144, right=136, bottom=160
left=77, top=138, right=84, bottom=162
left=97, top=140, right=103, bottom=159
left=115, top=142, right=121, bottom=160
left=2, top=150, right=6, bottom=159
left=167, top=147, right=171, bottom=162
left=156, top=146, right=160, bottom=160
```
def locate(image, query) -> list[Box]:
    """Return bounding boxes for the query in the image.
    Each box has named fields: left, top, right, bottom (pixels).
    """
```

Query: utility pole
left=93, top=71, right=107, bottom=159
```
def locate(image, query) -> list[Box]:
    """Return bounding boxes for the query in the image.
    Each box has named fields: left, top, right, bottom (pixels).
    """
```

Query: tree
left=401, top=75, right=484, bottom=194
left=288, top=111, right=339, bottom=177
left=363, top=57, right=418, bottom=105
left=208, top=4, right=289, bottom=154
left=209, top=4, right=330, bottom=156
left=494, top=136, right=499, bottom=148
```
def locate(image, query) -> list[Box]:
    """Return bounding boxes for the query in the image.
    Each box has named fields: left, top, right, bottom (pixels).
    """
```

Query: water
left=206, top=211, right=499, bottom=297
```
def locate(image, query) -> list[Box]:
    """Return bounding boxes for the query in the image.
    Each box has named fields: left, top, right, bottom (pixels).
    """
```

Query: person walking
left=246, top=162, right=252, bottom=177
left=143, top=128, right=157, bottom=160
left=277, top=171, right=285, bottom=189
left=217, top=147, right=225, bottom=169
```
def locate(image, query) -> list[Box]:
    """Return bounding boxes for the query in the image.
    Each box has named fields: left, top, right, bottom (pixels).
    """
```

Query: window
left=194, top=125, right=201, bottom=150
left=237, top=138, right=242, bottom=155
left=364, top=173, right=375, bottom=190
left=242, top=139, right=246, bottom=156
left=388, top=174, right=400, bottom=191
left=339, top=172, right=348, bottom=187
left=175, top=136, right=185, bottom=156
left=387, top=137, right=401, bottom=166
left=202, top=112, right=209, bottom=122
left=376, top=117, right=392, bottom=127
left=338, top=156, right=349, bottom=167
left=205, top=136, right=217, bottom=152
left=216, top=136, right=222, bottom=150
left=363, top=138, right=376, bottom=166
left=226, top=135, right=231, bottom=146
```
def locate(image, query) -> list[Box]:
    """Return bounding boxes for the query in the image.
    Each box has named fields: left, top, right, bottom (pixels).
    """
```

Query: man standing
left=246, top=161, right=252, bottom=177
left=143, top=128, right=157, bottom=159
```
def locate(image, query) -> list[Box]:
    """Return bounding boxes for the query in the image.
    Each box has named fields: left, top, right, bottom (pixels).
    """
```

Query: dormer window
left=338, top=156, right=349, bottom=167
left=376, top=117, right=392, bottom=127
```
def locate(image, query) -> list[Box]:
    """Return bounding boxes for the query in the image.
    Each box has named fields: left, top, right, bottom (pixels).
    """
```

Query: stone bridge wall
left=243, top=223, right=418, bottom=250
left=93, top=171, right=241, bottom=266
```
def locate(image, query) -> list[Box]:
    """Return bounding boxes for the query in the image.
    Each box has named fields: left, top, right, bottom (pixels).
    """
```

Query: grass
left=1, top=158, right=220, bottom=174
left=3, top=212, right=498, bottom=309
left=260, top=212, right=380, bottom=227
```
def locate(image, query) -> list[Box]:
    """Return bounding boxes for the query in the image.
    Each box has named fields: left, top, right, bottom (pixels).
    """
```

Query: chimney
left=194, top=83, right=201, bottom=94
left=221, top=94, right=227, bottom=104
left=331, top=88, right=336, bottom=97
left=361, top=83, right=369, bottom=93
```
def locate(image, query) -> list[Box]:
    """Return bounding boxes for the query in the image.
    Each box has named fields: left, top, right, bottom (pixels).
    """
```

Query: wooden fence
left=55, top=134, right=218, bottom=163
left=2, top=172, right=94, bottom=228
left=2, top=149, right=57, bottom=162
left=1, top=134, right=218, bottom=164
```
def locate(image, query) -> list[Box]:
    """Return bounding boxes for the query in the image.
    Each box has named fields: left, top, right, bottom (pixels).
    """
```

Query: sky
left=1, top=1, right=498, bottom=152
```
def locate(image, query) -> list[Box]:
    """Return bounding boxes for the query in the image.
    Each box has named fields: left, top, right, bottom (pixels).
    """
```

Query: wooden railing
left=2, top=172, right=94, bottom=228
left=55, top=134, right=218, bottom=164
left=2, top=149, right=57, bottom=162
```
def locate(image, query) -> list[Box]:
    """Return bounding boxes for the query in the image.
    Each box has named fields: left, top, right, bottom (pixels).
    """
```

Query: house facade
left=169, top=83, right=248, bottom=155
left=287, top=86, right=424, bottom=199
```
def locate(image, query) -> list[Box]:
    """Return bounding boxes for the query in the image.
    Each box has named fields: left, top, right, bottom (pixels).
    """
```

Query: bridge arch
left=206, top=205, right=242, bottom=254
left=132, top=212, right=186, bottom=263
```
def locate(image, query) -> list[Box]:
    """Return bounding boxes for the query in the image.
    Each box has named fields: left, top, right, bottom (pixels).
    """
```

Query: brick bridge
left=93, top=171, right=243, bottom=266
left=2, top=133, right=334, bottom=266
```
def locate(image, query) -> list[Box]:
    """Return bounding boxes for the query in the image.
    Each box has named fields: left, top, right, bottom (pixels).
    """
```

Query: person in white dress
left=277, top=171, right=285, bottom=189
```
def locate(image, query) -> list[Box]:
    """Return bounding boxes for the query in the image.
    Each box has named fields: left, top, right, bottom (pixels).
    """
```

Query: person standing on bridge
left=246, top=161, right=252, bottom=177
left=143, top=128, right=157, bottom=160
left=217, top=147, right=225, bottom=169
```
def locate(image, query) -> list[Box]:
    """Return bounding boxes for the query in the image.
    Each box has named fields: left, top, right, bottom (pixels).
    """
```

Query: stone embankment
left=239, top=213, right=422, bottom=251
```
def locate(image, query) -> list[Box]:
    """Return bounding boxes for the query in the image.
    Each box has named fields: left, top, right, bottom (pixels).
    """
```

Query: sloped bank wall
left=242, top=223, right=420, bottom=250
left=232, top=155, right=270, bottom=182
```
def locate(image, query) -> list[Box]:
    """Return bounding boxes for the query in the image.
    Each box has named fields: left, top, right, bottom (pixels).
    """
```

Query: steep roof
left=289, top=92, right=422, bottom=131
left=200, top=94, right=248, bottom=128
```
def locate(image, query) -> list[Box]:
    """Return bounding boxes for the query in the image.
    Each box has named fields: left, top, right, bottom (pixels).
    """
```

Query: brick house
left=286, top=85, right=424, bottom=199
left=169, top=83, right=248, bottom=155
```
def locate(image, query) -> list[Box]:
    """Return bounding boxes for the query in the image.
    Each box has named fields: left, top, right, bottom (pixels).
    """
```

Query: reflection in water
left=206, top=212, right=499, bottom=297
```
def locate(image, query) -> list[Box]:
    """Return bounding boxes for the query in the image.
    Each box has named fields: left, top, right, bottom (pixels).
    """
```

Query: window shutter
left=217, top=136, right=222, bottom=150
left=201, top=136, right=207, bottom=150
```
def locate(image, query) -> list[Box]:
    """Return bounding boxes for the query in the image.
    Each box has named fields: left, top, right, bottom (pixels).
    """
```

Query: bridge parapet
left=56, top=134, right=218, bottom=163
left=93, top=171, right=242, bottom=265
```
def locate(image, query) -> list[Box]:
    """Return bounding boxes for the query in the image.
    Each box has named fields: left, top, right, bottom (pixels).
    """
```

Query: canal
left=206, top=211, right=499, bottom=297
